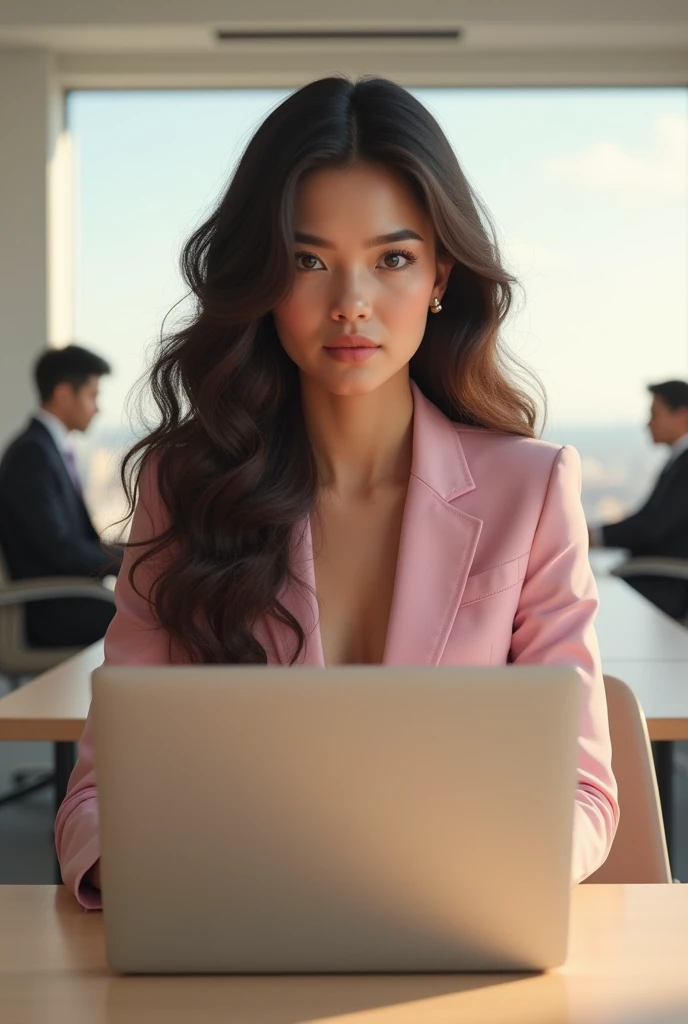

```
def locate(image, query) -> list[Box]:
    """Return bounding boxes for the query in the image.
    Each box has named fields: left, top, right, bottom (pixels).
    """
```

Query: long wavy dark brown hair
left=122, top=75, right=544, bottom=665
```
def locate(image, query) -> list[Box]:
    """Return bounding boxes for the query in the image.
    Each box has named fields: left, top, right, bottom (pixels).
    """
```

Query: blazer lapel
left=30, top=415, right=88, bottom=507
left=655, top=448, right=688, bottom=493
left=383, top=383, right=483, bottom=666
left=263, top=383, right=482, bottom=667
left=263, top=518, right=325, bottom=666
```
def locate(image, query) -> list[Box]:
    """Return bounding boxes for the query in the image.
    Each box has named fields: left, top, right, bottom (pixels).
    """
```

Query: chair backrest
left=0, top=542, right=78, bottom=680
left=0, top=543, right=12, bottom=587
left=585, top=674, right=671, bottom=883
left=0, top=543, right=29, bottom=677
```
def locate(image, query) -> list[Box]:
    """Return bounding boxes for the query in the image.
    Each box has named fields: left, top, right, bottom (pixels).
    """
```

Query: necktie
left=63, top=448, right=82, bottom=496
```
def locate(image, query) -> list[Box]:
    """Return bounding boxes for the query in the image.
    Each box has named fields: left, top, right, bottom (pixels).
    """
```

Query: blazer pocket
left=460, top=552, right=530, bottom=606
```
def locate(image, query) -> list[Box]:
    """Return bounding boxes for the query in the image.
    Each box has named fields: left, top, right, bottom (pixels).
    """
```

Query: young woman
left=55, top=76, right=618, bottom=907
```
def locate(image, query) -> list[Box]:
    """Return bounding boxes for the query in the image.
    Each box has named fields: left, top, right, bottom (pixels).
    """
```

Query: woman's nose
left=329, top=274, right=372, bottom=322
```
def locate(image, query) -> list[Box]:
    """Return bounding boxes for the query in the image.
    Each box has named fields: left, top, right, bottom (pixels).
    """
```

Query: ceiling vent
left=215, top=29, right=462, bottom=43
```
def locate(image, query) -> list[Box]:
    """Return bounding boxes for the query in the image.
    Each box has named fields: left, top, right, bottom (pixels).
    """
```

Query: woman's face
left=272, top=162, right=452, bottom=397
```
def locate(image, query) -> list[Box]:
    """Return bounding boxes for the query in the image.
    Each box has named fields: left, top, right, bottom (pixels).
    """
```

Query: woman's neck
left=300, top=371, right=414, bottom=499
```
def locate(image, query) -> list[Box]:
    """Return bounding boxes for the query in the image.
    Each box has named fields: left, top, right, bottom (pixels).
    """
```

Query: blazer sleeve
left=510, top=445, right=620, bottom=884
left=54, top=457, right=182, bottom=909
left=3, top=439, right=117, bottom=577
left=601, top=460, right=688, bottom=553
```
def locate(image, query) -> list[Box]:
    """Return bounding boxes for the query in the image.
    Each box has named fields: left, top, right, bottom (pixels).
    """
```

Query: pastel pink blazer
left=55, top=382, right=619, bottom=908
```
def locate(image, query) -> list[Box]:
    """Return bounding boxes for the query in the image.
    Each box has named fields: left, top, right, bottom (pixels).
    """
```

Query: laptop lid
left=91, top=665, right=581, bottom=974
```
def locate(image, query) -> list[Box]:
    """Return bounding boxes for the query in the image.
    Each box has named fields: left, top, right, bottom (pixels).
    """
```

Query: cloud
left=502, top=240, right=562, bottom=279
left=580, top=458, right=628, bottom=487
left=543, top=114, right=688, bottom=198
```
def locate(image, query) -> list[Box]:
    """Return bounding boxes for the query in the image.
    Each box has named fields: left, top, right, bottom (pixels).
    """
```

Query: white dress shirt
left=33, top=407, right=77, bottom=481
left=665, top=431, right=688, bottom=468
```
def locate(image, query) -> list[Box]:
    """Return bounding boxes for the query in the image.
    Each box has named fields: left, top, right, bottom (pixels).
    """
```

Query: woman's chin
left=320, top=376, right=388, bottom=398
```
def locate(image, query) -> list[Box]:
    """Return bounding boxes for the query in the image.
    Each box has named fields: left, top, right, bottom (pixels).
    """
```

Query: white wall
left=0, top=51, right=66, bottom=449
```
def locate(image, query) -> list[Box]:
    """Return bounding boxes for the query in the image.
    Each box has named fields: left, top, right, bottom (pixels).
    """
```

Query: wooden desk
left=1, top=581, right=687, bottom=754
left=1, top=580, right=686, bottom=876
left=0, top=570, right=684, bottom=803
left=0, top=641, right=102, bottom=743
left=1, top=885, right=687, bottom=1024
left=0, top=642, right=104, bottom=839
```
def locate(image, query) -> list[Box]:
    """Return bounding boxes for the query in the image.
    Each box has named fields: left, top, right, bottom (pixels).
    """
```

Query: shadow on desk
left=4, top=887, right=686, bottom=1024
left=48, top=888, right=565, bottom=1023
left=103, top=971, right=566, bottom=1024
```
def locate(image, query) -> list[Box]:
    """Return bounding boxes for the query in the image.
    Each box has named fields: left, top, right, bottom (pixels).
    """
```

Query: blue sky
left=69, top=87, right=688, bottom=432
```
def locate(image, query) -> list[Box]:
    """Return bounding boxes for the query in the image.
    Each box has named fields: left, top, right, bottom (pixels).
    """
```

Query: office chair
left=584, top=674, right=672, bottom=884
left=610, top=557, right=688, bottom=628
left=0, top=546, right=115, bottom=806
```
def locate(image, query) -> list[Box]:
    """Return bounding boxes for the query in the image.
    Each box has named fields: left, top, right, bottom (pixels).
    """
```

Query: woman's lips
left=324, top=346, right=380, bottom=363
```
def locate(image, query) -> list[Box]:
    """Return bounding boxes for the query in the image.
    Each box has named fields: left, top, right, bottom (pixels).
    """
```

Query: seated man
left=589, top=379, right=688, bottom=621
left=0, top=345, right=123, bottom=647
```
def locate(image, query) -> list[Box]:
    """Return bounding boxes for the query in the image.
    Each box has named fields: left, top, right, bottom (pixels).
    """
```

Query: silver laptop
left=91, top=665, right=581, bottom=975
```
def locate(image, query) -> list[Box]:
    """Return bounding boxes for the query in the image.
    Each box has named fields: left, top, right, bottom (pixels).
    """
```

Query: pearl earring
left=429, top=297, right=442, bottom=314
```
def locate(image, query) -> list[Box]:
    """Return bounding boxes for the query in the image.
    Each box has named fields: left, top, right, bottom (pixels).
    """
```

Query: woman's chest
left=312, top=489, right=406, bottom=665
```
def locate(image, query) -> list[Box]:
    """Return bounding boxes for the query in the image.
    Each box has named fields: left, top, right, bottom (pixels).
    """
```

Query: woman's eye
left=295, top=249, right=417, bottom=272
left=377, top=250, right=417, bottom=270
left=295, top=252, right=324, bottom=271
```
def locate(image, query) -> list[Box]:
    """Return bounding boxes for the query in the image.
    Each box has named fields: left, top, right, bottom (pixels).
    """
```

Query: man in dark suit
left=589, top=379, right=688, bottom=620
left=0, top=345, right=123, bottom=647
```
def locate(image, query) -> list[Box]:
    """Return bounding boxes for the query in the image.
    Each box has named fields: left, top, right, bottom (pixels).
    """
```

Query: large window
left=68, top=87, right=688, bottom=534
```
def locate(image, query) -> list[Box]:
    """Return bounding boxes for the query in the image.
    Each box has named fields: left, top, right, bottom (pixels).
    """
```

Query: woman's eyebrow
left=294, top=228, right=424, bottom=249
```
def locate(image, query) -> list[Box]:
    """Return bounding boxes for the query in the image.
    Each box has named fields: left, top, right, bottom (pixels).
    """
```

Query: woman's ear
left=434, top=256, right=454, bottom=300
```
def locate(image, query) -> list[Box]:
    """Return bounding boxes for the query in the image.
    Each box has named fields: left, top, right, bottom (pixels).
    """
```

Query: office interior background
left=0, top=1, right=687, bottom=880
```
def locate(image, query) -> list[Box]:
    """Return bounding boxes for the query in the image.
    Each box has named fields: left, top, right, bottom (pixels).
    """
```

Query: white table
left=591, top=558, right=688, bottom=860
left=587, top=548, right=628, bottom=577
left=595, top=576, right=688, bottom=663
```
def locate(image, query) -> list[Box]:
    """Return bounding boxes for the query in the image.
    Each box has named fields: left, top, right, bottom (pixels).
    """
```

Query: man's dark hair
left=648, top=380, right=688, bottom=413
left=34, top=345, right=112, bottom=403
